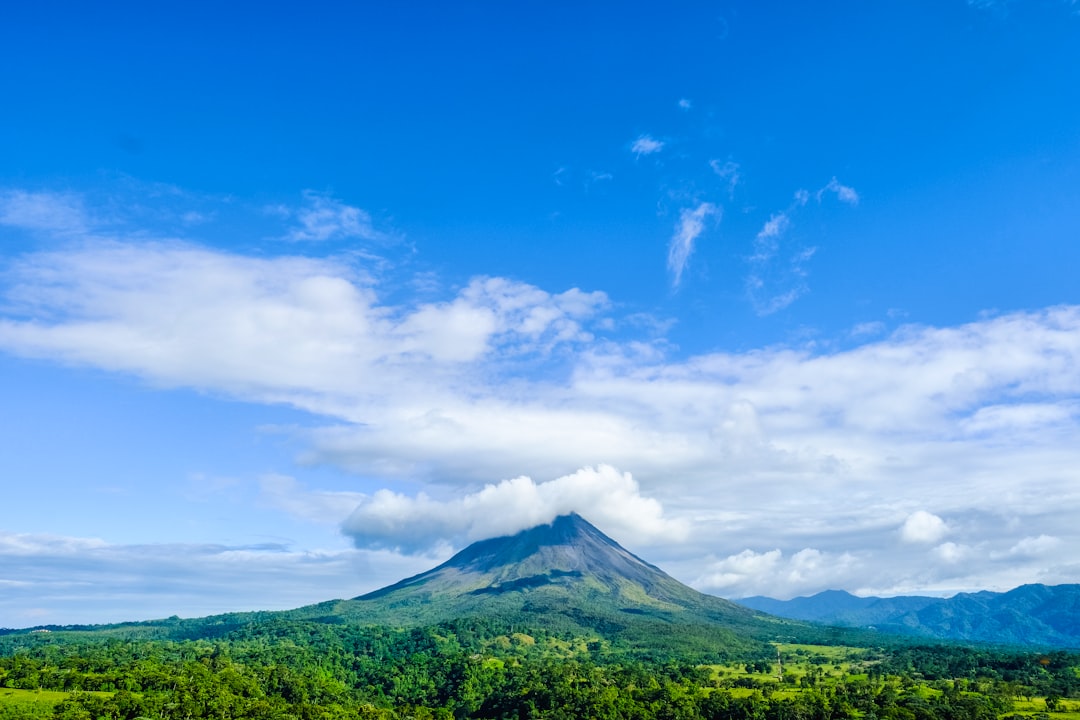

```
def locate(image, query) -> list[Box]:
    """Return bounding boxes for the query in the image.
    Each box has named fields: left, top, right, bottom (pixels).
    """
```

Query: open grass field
left=0, top=688, right=69, bottom=719
left=1010, top=697, right=1080, bottom=720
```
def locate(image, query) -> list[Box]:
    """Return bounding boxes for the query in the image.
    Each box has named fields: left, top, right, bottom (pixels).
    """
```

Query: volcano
left=360, top=512, right=734, bottom=609
left=304, top=513, right=797, bottom=658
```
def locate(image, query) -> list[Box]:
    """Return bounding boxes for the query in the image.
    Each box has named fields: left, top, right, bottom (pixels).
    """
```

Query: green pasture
left=0, top=688, right=76, bottom=719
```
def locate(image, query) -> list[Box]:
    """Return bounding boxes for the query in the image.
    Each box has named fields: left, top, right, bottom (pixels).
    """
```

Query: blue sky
left=3, top=0, right=1080, bottom=627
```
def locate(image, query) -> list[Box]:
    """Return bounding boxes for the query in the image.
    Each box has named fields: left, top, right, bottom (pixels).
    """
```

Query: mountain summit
left=360, top=512, right=688, bottom=603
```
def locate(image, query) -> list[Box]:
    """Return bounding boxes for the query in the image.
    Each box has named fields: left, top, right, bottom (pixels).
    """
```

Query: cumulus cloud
left=678, top=98, right=693, bottom=110
left=668, top=202, right=719, bottom=288
left=901, top=511, right=950, bottom=544
left=340, top=465, right=687, bottom=553
left=631, top=134, right=664, bottom=156
left=0, top=242, right=606, bottom=404
left=695, top=547, right=861, bottom=599
left=933, top=542, right=971, bottom=564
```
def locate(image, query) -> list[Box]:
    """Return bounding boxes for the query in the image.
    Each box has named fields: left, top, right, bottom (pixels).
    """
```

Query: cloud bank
left=3, top=189, right=1080, bottom=605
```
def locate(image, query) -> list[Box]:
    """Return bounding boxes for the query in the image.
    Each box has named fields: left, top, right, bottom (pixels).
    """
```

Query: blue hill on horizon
left=736, top=584, right=1080, bottom=648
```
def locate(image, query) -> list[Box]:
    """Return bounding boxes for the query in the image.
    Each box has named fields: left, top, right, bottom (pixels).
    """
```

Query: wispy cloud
left=0, top=530, right=430, bottom=626
left=259, top=474, right=366, bottom=525
left=746, top=179, right=857, bottom=314
left=709, top=160, right=741, bottom=198
left=668, top=202, right=720, bottom=289
left=0, top=190, right=90, bottom=234
left=280, top=191, right=385, bottom=242
left=631, top=134, right=664, bottom=157
left=818, top=177, right=859, bottom=205
left=678, top=98, right=693, bottom=111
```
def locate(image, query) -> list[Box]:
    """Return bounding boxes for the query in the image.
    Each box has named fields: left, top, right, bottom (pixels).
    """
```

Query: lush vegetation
left=2, top=617, right=1078, bottom=720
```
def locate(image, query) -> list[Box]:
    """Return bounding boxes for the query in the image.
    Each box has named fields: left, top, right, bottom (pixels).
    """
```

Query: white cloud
left=340, top=465, right=687, bottom=553
left=818, top=177, right=859, bottom=206
left=851, top=321, right=886, bottom=338
left=0, top=530, right=434, bottom=627
left=668, top=202, right=719, bottom=288
left=756, top=213, right=790, bottom=246
left=960, top=402, right=1077, bottom=436
left=285, top=191, right=383, bottom=242
left=745, top=178, right=857, bottom=314
left=933, top=542, right=971, bottom=564
left=259, top=474, right=366, bottom=525
left=0, top=243, right=606, bottom=402
left=631, top=134, right=664, bottom=156
left=709, top=160, right=741, bottom=197
left=0, top=190, right=89, bottom=234
left=901, top=511, right=949, bottom=544
left=995, top=534, right=1061, bottom=558
left=3, top=207, right=1080, bottom=602
left=678, top=98, right=692, bottom=110
left=695, top=547, right=861, bottom=599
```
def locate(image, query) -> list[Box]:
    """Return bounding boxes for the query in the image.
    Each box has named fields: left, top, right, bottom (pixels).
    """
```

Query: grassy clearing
left=0, top=689, right=117, bottom=720
left=1010, top=697, right=1080, bottom=719
left=0, top=688, right=70, bottom=705
left=0, top=688, right=114, bottom=705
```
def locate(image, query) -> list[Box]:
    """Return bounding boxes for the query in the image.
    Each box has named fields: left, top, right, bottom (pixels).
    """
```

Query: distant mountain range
left=737, top=584, right=1080, bottom=648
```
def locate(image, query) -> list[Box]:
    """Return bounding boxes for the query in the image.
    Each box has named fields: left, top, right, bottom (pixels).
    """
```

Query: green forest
left=2, top=617, right=1078, bottom=720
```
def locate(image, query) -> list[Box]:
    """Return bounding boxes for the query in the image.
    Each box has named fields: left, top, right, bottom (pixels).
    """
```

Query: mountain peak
left=320, top=513, right=769, bottom=659
left=360, top=513, right=666, bottom=600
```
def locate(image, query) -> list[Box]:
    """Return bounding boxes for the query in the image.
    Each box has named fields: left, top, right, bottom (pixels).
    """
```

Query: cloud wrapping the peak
left=340, top=465, right=687, bottom=553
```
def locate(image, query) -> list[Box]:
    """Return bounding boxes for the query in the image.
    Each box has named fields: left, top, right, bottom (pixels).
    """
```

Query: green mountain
left=738, top=584, right=1080, bottom=648
left=291, top=513, right=814, bottom=659
left=3, top=514, right=855, bottom=660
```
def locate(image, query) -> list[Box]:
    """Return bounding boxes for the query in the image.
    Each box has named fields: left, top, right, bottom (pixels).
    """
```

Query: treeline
left=0, top=620, right=1077, bottom=720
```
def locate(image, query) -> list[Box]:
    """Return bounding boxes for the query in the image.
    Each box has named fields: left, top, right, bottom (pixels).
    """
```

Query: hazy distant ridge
left=737, top=584, right=1080, bottom=647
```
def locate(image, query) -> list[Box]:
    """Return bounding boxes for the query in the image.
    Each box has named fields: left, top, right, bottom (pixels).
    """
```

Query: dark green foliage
left=1, top=623, right=1078, bottom=720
